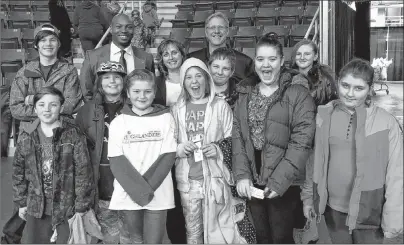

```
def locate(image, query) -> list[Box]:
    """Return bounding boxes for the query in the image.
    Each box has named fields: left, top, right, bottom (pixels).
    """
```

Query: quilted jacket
left=13, top=119, right=94, bottom=231
left=232, top=68, right=316, bottom=196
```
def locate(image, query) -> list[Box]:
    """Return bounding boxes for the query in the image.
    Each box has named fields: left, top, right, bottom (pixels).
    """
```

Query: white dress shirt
left=110, top=42, right=135, bottom=73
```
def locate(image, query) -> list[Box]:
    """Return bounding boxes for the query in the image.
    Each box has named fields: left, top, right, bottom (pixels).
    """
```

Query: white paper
left=250, top=186, right=265, bottom=199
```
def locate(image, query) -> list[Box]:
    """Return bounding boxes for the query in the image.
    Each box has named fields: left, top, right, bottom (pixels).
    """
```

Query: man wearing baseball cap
left=4, top=25, right=82, bottom=242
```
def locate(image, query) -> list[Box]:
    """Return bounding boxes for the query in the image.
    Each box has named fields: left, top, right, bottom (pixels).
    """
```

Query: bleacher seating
left=232, top=8, right=256, bottom=27
left=8, top=11, right=33, bottom=29
left=234, top=26, right=263, bottom=48
left=33, top=11, right=50, bottom=27
left=283, top=47, right=293, bottom=66
left=25, top=47, right=39, bottom=62
left=8, top=1, right=32, bottom=12
left=1, top=28, right=22, bottom=49
left=170, top=11, right=193, bottom=28
left=194, top=2, right=214, bottom=11
left=255, top=7, right=278, bottom=26
left=31, top=1, right=49, bottom=12
left=278, top=6, right=304, bottom=25
left=216, top=1, right=236, bottom=10
left=259, top=0, right=279, bottom=8
left=186, top=28, right=206, bottom=48
left=189, top=10, right=214, bottom=28
left=289, top=24, right=314, bottom=46
left=263, top=25, right=290, bottom=46
left=170, top=28, right=192, bottom=44
left=303, top=5, right=317, bottom=24
left=0, top=11, right=7, bottom=28
left=281, top=0, right=303, bottom=7
left=176, top=0, right=195, bottom=12
left=0, top=49, right=25, bottom=82
left=22, top=28, right=35, bottom=48
left=235, top=0, right=257, bottom=9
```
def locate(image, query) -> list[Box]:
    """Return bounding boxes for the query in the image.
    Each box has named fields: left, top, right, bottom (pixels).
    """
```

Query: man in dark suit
left=187, top=12, right=255, bottom=83
left=80, top=13, right=155, bottom=102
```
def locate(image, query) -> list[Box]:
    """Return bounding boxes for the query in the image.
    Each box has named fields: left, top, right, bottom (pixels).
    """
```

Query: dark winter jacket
left=232, top=68, right=316, bottom=196
left=12, top=119, right=94, bottom=230
left=188, top=46, right=255, bottom=84
left=305, top=64, right=338, bottom=106
left=75, top=93, right=122, bottom=210
left=73, top=1, right=108, bottom=32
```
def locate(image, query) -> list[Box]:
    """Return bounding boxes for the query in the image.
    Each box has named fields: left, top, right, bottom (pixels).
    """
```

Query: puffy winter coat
left=232, top=68, right=316, bottom=195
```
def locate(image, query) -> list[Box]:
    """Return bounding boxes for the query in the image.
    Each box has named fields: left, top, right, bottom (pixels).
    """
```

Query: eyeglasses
left=206, top=25, right=228, bottom=32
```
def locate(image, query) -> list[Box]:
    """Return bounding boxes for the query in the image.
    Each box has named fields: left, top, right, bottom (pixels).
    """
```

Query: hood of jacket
left=177, top=57, right=216, bottom=107
left=120, top=102, right=170, bottom=117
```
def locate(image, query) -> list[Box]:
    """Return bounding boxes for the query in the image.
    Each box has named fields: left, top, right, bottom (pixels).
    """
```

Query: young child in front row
left=107, top=69, right=177, bottom=244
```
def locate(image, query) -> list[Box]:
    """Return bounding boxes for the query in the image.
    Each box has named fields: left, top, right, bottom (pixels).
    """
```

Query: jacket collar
left=23, top=59, right=68, bottom=78
left=120, top=103, right=170, bottom=117
left=22, top=118, right=69, bottom=134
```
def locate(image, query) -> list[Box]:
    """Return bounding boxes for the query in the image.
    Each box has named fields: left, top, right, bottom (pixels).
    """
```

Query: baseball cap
left=96, top=61, right=127, bottom=76
left=34, top=23, right=60, bottom=39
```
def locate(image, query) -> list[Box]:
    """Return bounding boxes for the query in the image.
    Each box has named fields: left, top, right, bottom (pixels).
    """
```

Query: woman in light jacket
left=172, top=58, right=247, bottom=244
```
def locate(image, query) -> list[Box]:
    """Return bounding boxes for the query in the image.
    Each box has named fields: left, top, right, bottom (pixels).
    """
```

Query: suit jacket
left=187, top=47, right=254, bottom=84
left=80, top=44, right=155, bottom=102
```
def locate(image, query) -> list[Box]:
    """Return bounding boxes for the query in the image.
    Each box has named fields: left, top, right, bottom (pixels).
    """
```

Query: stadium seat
left=170, top=11, right=193, bottom=28
left=283, top=47, right=293, bottom=66
left=9, top=0, right=32, bottom=12
left=8, top=11, right=33, bottom=29
left=278, top=6, right=304, bottom=25
left=306, top=0, right=319, bottom=6
left=0, top=11, right=8, bottom=28
left=188, top=47, right=203, bottom=53
left=176, top=0, right=195, bottom=12
left=243, top=48, right=255, bottom=60
left=1, top=28, right=22, bottom=49
left=255, top=7, right=279, bottom=26
left=263, top=25, right=290, bottom=46
left=226, top=26, right=238, bottom=47
left=289, top=24, right=314, bottom=46
left=169, top=28, right=192, bottom=44
left=302, top=5, right=318, bottom=24
left=156, top=28, right=172, bottom=38
left=235, top=0, right=257, bottom=9
left=31, top=0, right=49, bottom=11
left=33, top=12, right=50, bottom=27
left=234, top=26, right=263, bottom=48
left=22, top=28, right=35, bottom=48
left=232, top=8, right=256, bottom=27
left=1, top=49, right=25, bottom=77
left=215, top=10, right=234, bottom=24
left=259, top=0, right=279, bottom=8
left=25, top=47, right=39, bottom=62
left=215, top=1, right=236, bottom=10
left=189, top=10, right=214, bottom=28
left=194, top=2, right=214, bottom=11
left=186, top=28, right=206, bottom=48
left=281, top=0, right=303, bottom=7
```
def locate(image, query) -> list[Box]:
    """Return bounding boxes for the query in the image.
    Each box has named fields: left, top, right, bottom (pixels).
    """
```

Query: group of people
left=1, top=8, right=402, bottom=245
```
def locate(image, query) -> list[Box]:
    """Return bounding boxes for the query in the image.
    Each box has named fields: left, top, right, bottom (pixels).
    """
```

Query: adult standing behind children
left=12, top=87, right=94, bottom=243
left=76, top=61, right=127, bottom=243
left=80, top=14, right=155, bottom=102
left=154, top=39, right=186, bottom=107
left=73, top=0, right=109, bottom=52
left=188, top=12, right=255, bottom=83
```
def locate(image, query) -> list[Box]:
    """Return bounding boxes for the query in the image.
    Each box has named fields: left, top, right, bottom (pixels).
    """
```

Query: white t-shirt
left=107, top=111, right=177, bottom=210
left=165, top=80, right=182, bottom=107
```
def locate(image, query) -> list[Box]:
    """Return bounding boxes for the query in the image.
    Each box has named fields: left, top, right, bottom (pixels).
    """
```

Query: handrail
left=304, top=6, right=320, bottom=40
left=95, top=0, right=129, bottom=49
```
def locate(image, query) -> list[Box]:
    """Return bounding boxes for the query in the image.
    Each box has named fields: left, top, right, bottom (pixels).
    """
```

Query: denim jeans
left=324, top=205, right=384, bottom=244
left=119, top=209, right=167, bottom=244
left=179, top=179, right=205, bottom=244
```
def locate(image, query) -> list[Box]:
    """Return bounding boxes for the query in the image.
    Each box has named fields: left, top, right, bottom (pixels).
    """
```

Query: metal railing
left=385, top=15, right=404, bottom=26
left=304, top=6, right=320, bottom=44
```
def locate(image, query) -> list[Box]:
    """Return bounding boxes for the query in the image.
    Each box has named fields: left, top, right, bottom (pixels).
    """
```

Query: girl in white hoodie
left=172, top=58, right=249, bottom=244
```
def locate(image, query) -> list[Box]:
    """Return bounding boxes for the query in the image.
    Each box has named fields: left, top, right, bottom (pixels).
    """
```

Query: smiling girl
left=172, top=58, right=247, bottom=243
left=302, top=58, right=403, bottom=244
left=232, top=33, right=316, bottom=243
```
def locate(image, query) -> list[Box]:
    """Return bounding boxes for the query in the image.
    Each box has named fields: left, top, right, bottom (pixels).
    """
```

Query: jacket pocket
left=356, top=188, right=385, bottom=227
left=61, top=143, right=74, bottom=154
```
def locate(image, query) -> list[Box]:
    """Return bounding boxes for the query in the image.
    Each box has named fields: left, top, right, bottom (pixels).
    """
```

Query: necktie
left=119, top=49, right=127, bottom=73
